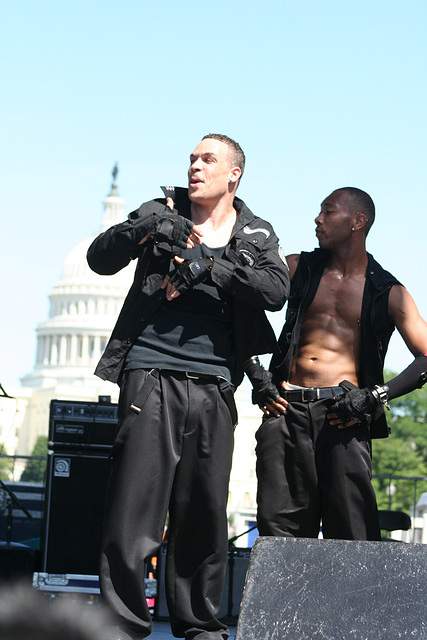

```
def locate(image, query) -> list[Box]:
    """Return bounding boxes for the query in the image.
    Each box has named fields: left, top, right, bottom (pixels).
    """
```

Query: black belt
left=158, top=370, right=227, bottom=383
left=280, top=386, right=346, bottom=403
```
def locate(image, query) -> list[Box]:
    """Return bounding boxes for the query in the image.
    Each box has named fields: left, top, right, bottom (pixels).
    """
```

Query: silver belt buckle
left=301, top=388, right=314, bottom=402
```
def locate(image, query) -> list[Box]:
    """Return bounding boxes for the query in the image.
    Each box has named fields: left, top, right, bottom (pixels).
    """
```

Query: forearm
left=87, top=197, right=195, bottom=275
left=87, top=205, right=157, bottom=274
left=244, top=356, right=280, bottom=405
left=212, top=257, right=290, bottom=311
left=377, top=353, right=427, bottom=402
left=87, top=224, right=142, bottom=274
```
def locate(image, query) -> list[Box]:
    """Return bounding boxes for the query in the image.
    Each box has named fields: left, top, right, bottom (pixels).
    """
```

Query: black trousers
left=100, top=369, right=235, bottom=640
left=255, top=398, right=381, bottom=540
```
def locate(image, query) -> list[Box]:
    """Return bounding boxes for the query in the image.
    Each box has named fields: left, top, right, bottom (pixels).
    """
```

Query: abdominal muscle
left=288, top=316, right=361, bottom=389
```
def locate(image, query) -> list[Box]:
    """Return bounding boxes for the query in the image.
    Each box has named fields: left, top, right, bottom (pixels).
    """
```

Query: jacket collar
left=173, top=187, right=255, bottom=233
left=231, top=196, right=255, bottom=234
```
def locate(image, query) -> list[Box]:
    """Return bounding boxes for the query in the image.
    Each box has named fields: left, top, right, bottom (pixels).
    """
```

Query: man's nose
left=315, top=213, right=323, bottom=225
left=190, top=158, right=203, bottom=172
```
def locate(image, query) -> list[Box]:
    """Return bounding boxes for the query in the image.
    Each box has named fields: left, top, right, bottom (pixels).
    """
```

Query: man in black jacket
left=247, top=187, right=427, bottom=541
left=87, top=134, right=289, bottom=640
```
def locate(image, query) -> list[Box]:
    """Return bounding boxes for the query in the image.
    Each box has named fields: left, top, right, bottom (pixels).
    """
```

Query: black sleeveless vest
left=270, top=249, right=401, bottom=438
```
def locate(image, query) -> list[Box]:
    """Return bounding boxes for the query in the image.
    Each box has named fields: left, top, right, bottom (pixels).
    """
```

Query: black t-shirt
left=124, top=244, right=235, bottom=383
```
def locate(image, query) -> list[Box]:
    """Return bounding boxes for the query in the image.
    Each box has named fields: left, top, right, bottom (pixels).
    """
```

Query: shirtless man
left=246, top=186, right=427, bottom=540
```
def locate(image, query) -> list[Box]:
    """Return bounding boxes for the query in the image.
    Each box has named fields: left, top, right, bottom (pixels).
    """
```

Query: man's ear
left=353, top=211, right=368, bottom=232
left=229, top=166, right=242, bottom=184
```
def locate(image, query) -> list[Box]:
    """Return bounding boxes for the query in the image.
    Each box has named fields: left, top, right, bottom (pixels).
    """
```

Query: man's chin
left=188, top=190, right=204, bottom=203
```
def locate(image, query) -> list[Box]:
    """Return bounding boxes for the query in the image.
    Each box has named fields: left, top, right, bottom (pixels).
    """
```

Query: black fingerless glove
left=152, top=212, right=194, bottom=257
left=329, top=380, right=380, bottom=425
left=168, top=257, right=213, bottom=293
left=245, top=356, right=280, bottom=406
left=330, top=356, right=427, bottom=426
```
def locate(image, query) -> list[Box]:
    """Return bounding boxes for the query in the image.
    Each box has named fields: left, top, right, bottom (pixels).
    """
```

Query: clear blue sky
left=1, top=0, right=426, bottom=386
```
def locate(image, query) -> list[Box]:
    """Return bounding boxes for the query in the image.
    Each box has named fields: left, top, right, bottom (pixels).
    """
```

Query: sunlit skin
left=264, top=189, right=427, bottom=427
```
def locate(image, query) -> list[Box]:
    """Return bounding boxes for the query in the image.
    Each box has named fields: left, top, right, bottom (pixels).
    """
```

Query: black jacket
left=87, top=187, right=290, bottom=387
left=270, top=249, right=401, bottom=438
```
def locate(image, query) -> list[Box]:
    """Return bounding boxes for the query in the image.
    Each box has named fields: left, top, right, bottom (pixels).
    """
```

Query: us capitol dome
left=20, top=165, right=135, bottom=390
left=14, top=166, right=136, bottom=459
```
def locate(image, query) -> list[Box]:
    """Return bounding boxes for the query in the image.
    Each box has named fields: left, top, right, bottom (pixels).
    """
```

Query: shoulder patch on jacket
left=239, top=249, right=256, bottom=267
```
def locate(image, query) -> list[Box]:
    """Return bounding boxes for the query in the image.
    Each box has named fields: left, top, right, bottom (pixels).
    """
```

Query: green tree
left=372, top=370, right=427, bottom=514
left=20, top=436, right=47, bottom=482
left=0, top=448, right=14, bottom=479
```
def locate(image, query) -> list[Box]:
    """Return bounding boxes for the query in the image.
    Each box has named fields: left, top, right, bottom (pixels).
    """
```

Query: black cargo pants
left=100, top=369, right=235, bottom=640
left=255, top=397, right=381, bottom=541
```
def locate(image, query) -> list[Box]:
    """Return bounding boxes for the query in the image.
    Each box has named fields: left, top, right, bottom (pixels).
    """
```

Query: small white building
left=413, top=492, right=427, bottom=544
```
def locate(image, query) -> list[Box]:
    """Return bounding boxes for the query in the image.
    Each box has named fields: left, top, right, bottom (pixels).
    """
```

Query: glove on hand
left=245, top=357, right=280, bottom=406
left=251, top=375, right=280, bottom=407
left=152, top=212, right=194, bottom=256
left=329, top=381, right=379, bottom=425
left=168, top=257, right=213, bottom=294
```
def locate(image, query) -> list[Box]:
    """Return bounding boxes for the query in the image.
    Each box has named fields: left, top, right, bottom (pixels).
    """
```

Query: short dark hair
left=202, top=133, right=245, bottom=179
left=338, top=187, right=375, bottom=235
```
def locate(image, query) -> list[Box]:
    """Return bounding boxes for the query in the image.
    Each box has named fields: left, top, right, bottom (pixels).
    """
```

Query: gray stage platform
left=150, top=621, right=236, bottom=639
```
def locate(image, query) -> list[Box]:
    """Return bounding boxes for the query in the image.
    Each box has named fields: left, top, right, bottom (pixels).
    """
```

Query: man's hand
left=244, top=357, right=288, bottom=417
left=161, top=255, right=212, bottom=300
left=139, top=197, right=203, bottom=251
left=249, top=366, right=280, bottom=407
left=327, top=385, right=379, bottom=428
left=260, top=381, right=289, bottom=417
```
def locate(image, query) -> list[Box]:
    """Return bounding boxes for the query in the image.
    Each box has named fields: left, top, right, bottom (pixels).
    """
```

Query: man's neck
left=327, top=245, right=369, bottom=277
left=190, top=197, right=237, bottom=230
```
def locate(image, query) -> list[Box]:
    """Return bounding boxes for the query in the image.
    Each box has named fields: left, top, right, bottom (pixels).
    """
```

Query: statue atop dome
left=108, top=163, right=119, bottom=197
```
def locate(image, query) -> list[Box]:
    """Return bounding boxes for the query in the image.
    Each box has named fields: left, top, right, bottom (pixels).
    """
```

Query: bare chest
left=307, top=271, right=365, bottom=328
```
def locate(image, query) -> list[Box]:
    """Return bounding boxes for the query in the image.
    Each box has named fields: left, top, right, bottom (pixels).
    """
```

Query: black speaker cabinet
left=41, top=452, right=111, bottom=575
left=235, top=537, right=427, bottom=640
left=48, top=398, right=118, bottom=451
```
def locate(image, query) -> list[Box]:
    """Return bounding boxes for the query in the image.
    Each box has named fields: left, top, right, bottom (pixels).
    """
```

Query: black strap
left=129, top=369, right=159, bottom=415
left=109, top=370, right=159, bottom=459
